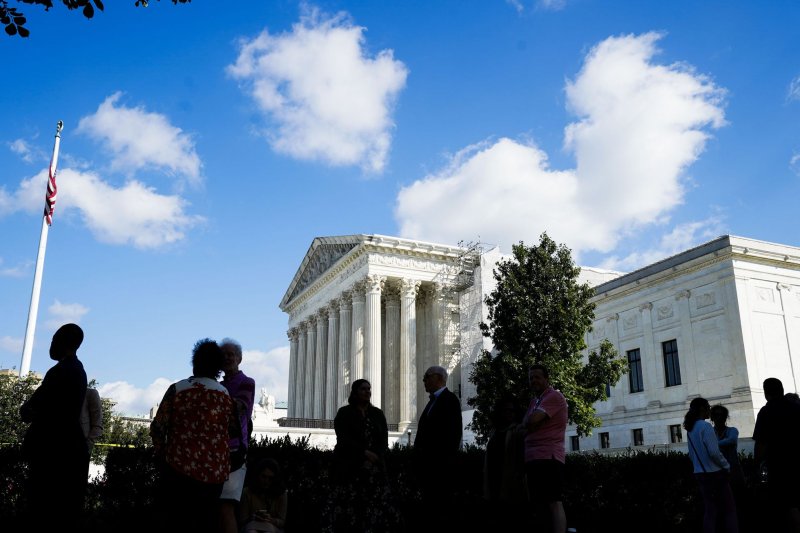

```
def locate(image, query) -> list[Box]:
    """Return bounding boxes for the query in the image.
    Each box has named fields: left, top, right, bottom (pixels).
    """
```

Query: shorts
left=525, top=459, right=564, bottom=503
left=220, top=464, right=247, bottom=501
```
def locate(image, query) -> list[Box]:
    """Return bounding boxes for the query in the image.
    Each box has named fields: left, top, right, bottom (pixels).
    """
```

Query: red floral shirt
left=151, top=377, right=237, bottom=484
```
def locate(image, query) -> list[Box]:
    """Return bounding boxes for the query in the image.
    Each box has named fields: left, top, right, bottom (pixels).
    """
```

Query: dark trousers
left=695, top=470, right=739, bottom=533
left=153, top=465, right=223, bottom=533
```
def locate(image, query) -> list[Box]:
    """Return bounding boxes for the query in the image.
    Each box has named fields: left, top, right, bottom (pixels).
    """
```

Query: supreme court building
left=279, top=234, right=800, bottom=450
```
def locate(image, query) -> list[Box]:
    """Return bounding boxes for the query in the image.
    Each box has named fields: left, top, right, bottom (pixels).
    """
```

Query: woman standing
left=325, top=379, right=398, bottom=532
left=684, top=397, right=739, bottom=533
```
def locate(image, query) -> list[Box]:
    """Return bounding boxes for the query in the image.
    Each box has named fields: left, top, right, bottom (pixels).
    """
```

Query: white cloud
left=99, top=377, right=174, bottom=417
left=77, top=93, right=202, bottom=185
left=9, top=139, right=35, bottom=163
left=97, top=345, right=290, bottom=417
left=0, top=257, right=31, bottom=277
left=538, top=0, right=567, bottom=11
left=791, top=152, right=800, bottom=176
left=240, top=345, right=290, bottom=404
left=599, top=216, right=726, bottom=271
left=0, top=336, right=23, bottom=354
left=228, top=9, right=408, bottom=173
left=395, top=32, right=726, bottom=255
left=789, top=75, right=800, bottom=102
left=45, top=299, right=90, bottom=330
left=4, top=167, right=204, bottom=249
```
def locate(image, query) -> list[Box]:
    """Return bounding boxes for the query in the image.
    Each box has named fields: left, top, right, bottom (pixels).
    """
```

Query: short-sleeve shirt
left=524, top=386, right=568, bottom=464
left=221, top=370, right=255, bottom=450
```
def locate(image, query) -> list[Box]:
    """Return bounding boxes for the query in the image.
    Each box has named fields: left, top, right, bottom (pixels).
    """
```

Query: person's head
left=764, top=377, right=784, bottom=401
left=348, top=379, right=372, bottom=405
left=422, top=366, right=447, bottom=394
left=191, top=338, right=224, bottom=379
left=220, top=338, right=243, bottom=375
left=683, top=397, right=710, bottom=432
left=49, top=323, right=84, bottom=361
left=709, top=404, right=729, bottom=428
left=786, top=392, right=800, bottom=405
left=251, top=457, right=282, bottom=496
left=528, top=364, right=550, bottom=395
left=490, top=393, right=520, bottom=428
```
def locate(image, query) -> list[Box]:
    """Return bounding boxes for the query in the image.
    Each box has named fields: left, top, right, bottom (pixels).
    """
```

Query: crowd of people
left=17, top=323, right=800, bottom=532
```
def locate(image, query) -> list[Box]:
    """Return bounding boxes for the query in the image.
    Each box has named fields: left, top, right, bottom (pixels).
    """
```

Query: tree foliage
left=0, top=0, right=190, bottom=38
left=467, top=233, right=627, bottom=443
left=0, top=371, right=39, bottom=444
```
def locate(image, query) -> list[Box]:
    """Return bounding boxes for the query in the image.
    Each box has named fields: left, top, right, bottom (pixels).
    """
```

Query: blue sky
left=1, top=1, right=798, bottom=416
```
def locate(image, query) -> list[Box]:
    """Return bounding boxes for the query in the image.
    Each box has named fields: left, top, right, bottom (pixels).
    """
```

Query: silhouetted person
left=239, top=458, right=288, bottom=533
left=684, top=397, right=738, bottom=533
left=150, top=338, right=239, bottom=533
left=413, top=365, right=462, bottom=531
left=753, top=377, right=800, bottom=532
left=710, top=404, right=745, bottom=524
left=523, top=364, right=568, bottom=533
left=327, top=379, right=398, bottom=532
left=218, top=338, right=256, bottom=533
left=19, top=323, right=88, bottom=529
left=483, top=394, right=526, bottom=530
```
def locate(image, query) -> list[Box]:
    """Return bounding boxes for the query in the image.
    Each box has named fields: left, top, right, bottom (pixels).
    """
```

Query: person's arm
left=701, top=423, right=729, bottom=470
left=149, top=384, right=176, bottom=455
left=446, top=392, right=463, bottom=452
left=20, top=367, right=57, bottom=423
left=273, top=490, right=288, bottom=528
left=717, top=427, right=738, bottom=447
left=87, top=389, right=104, bottom=443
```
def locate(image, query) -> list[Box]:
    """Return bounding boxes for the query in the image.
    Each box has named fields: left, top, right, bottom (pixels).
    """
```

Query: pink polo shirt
left=523, top=386, right=568, bottom=464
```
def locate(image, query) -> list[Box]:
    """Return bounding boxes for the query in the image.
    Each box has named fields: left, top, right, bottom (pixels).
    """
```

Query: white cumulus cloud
left=599, top=216, right=726, bottom=271
left=240, top=345, right=290, bottom=404
left=97, top=345, right=290, bottom=417
left=8, top=138, right=36, bottom=163
left=228, top=9, right=408, bottom=173
left=77, top=93, right=202, bottom=185
left=789, top=75, right=800, bottom=102
left=45, top=299, right=90, bottom=330
left=99, top=377, right=175, bottom=417
left=0, top=336, right=23, bottom=354
left=0, top=257, right=31, bottom=277
left=395, top=32, right=726, bottom=255
left=6, top=167, right=203, bottom=249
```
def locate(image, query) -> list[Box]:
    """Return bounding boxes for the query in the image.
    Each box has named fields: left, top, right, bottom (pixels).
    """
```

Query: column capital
left=328, top=299, right=340, bottom=316
left=351, top=281, right=366, bottom=298
left=365, top=274, right=386, bottom=294
left=639, top=302, right=653, bottom=311
left=306, top=315, right=317, bottom=327
left=317, top=307, right=329, bottom=321
left=384, top=280, right=401, bottom=304
left=605, top=313, right=619, bottom=322
left=675, top=289, right=691, bottom=301
left=401, top=278, right=421, bottom=298
left=339, top=291, right=353, bottom=311
left=288, top=328, right=299, bottom=341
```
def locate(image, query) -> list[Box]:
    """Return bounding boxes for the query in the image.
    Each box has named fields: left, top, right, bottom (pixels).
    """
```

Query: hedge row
left=0, top=438, right=775, bottom=532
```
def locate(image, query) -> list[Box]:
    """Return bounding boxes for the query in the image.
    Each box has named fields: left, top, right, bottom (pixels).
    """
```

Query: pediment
left=281, top=236, right=365, bottom=308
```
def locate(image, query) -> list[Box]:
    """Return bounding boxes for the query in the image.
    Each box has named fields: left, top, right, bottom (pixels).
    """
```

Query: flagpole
left=20, top=120, right=63, bottom=377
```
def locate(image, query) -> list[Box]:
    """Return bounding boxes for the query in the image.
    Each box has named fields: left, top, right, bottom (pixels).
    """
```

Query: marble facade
left=281, top=234, right=800, bottom=451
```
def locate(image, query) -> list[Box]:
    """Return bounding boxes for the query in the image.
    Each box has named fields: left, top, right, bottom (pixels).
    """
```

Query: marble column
left=384, top=281, right=401, bottom=425
left=338, top=292, right=352, bottom=407
left=287, top=328, right=299, bottom=418
left=431, top=283, right=447, bottom=368
left=295, top=325, right=307, bottom=419
left=365, top=274, right=385, bottom=408
left=416, top=286, right=430, bottom=416
left=400, top=278, right=420, bottom=432
left=326, top=301, right=339, bottom=419
left=304, top=317, right=316, bottom=419
left=351, top=282, right=366, bottom=383
left=314, top=310, right=328, bottom=419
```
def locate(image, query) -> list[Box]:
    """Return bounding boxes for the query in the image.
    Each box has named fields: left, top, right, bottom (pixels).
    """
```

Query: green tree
left=0, top=371, right=40, bottom=444
left=467, top=233, right=626, bottom=443
left=0, top=0, right=190, bottom=38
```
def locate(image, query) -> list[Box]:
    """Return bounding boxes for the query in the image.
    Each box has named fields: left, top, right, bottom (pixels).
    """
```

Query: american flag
left=43, top=159, right=57, bottom=225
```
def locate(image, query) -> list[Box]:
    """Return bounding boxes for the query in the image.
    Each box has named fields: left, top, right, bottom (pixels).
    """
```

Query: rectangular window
left=632, top=428, right=644, bottom=446
left=627, top=348, right=644, bottom=393
left=662, top=339, right=682, bottom=387
left=605, top=381, right=612, bottom=398
left=600, top=432, right=610, bottom=449
left=669, top=424, right=683, bottom=444
left=570, top=435, right=580, bottom=452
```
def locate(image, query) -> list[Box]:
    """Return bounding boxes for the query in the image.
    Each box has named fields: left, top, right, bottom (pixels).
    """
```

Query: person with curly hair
left=150, top=338, right=240, bottom=533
